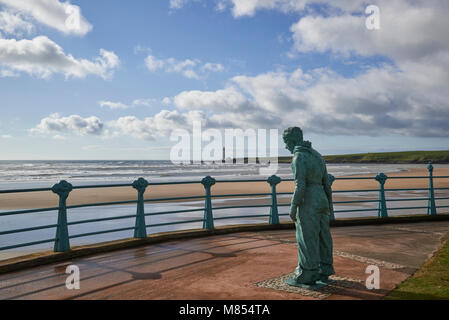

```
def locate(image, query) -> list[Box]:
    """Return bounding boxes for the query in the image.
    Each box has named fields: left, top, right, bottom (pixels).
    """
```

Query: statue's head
left=283, top=127, right=303, bottom=154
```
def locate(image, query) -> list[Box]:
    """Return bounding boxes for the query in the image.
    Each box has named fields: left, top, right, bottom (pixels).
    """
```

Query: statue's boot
left=295, top=273, right=319, bottom=285
left=318, top=263, right=335, bottom=283
left=285, top=267, right=320, bottom=287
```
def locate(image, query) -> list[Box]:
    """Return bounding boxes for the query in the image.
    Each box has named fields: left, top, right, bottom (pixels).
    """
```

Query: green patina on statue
left=283, top=127, right=335, bottom=289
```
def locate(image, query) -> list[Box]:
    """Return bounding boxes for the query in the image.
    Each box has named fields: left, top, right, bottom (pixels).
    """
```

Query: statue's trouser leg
left=318, top=214, right=335, bottom=277
left=294, top=209, right=320, bottom=284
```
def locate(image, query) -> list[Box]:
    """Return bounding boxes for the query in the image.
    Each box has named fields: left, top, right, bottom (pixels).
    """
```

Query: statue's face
left=283, top=128, right=303, bottom=154
left=284, top=134, right=300, bottom=154
left=285, top=138, right=296, bottom=154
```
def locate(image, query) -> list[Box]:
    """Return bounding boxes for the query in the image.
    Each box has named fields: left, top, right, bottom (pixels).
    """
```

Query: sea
left=1, top=161, right=448, bottom=259
left=0, top=160, right=433, bottom=189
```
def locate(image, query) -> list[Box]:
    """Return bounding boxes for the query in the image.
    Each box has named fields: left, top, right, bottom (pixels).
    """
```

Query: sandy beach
left=1, top=167, right=449, bottom=211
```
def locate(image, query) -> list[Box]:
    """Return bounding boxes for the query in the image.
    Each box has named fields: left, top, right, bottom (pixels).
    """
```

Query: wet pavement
left=0, top=221, right=448, bottom=300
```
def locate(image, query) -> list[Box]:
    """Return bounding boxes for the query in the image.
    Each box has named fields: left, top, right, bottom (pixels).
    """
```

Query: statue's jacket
left=291, top=142, right=333, bottom=216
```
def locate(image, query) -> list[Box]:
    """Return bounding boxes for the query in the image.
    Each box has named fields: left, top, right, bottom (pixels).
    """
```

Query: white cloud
left=133, top=44, right=151, bottom=55
left=26, top=109, right=210, bottom=141
left=220, top=0, right=307, bottom=17
left=182, top=69, right=200, bottom=80
left=145, top=55, right=165, bottom=71
left=170, top=0, right=189, bottom=9
left=0, top=134, right=12, bottom=138
left=52, top=134, right=66, bottom=140
left=232, top=68, right=310, bottom=112
left=99, top=99, right=158, bottom=110
left=162, top=0, right=449, bottom=137
left=173, top=87, right=253, bottom=111
left=171, top=85, right=285, bottom=128
left=0, top=9, right=34, bottom=36
left=132, top=99, right=156, bottom=107
left=0, top=68, right=18, bottom=77
left=209, top=110, right=281, bottom=128
left=162, top=97, right=172, bottom=105
left=101, top=129, right=121, bottom=140
left=0, top=36, right=119, bottom=79
left=215, top=0, right=370, bottom=17
left=108, top=110, right=208, bottom=140
left=165, top=61, right=449, bottom=137
left=144, top=54, right=224, bottom=79
left=169, top=0, right=202, bottom=9
left=99, top=101, right=130, bottom=110
left=172, top=0, right=316, bottom=17
left=0, top=0, right=92, bottom=36
left=202, top=62, right=225, bottom=72
left=31, top=113, right=104, bottom=136
left=290, top=1, right=449, bottom=64
left=170, top=0, right=374, bottom=18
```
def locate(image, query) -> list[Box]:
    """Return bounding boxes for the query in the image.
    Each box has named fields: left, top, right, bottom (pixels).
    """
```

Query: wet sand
left=1, top=168, right=448, bottom=211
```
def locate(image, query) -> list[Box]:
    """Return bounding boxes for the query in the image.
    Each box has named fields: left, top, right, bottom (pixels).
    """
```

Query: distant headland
left=278, top=150, right=449, bottom=164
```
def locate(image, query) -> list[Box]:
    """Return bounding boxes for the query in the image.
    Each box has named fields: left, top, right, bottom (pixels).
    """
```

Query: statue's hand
left=290, top=205, right=298, bottom=222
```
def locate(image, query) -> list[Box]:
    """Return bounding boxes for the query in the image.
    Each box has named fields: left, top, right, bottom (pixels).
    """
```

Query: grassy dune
left=278, top=150, right=449, bottom=164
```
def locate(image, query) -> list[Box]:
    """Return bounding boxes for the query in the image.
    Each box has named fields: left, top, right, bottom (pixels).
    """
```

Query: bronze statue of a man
left=283, top=127, right=335, bottom=287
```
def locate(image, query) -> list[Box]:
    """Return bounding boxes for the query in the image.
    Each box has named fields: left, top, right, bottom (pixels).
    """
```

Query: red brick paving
left=1, top=221, right=448, bottom=300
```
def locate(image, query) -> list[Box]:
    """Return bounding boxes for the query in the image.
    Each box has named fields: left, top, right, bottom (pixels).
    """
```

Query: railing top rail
left=0, top=207, right=59, bottom=217
left=147, top=181, right=203, bottom=186
left=388, top=176, right=449, bottom=179
left=0, top=187, right=53, bottom=194
left=214, top=179, right=268, bottom=183
left=0, top=184, right=133, bottom=194
left=72, top=183, right=132, bottom=189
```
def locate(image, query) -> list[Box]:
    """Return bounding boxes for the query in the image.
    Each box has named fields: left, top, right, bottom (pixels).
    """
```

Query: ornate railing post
left=375, top=173, right=388, bottom=218
left=201, top=176, right=216, bottom=230
left=328, top=174, right=336, bottom=221
left=427, top=162, right=437, bottom=215
left=132, top=178, right=149, bottom=238
left=52, top=180, right=73, bottom=252
left=267, top=175, right=281, bottom=224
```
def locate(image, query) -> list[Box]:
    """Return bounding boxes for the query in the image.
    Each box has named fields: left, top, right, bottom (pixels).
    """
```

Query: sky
left=1, top=0, right=449, bottom=160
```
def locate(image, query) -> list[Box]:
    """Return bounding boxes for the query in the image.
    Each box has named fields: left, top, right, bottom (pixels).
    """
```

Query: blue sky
left=1, top=0, right=449, bottom=160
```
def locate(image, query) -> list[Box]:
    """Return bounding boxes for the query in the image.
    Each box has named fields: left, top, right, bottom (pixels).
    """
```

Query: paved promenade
left=1, top=221, right=449, bottom=300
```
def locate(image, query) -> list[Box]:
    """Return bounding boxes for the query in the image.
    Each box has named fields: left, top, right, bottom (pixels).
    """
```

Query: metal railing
left=1, top=162, right=448, bottom=254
